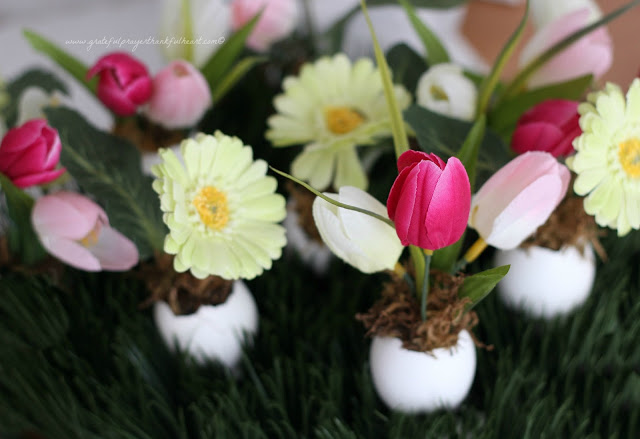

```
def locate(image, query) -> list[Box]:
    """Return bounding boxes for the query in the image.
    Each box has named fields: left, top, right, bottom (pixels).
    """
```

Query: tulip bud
left=0, top=119, right=65, bottom=188
left=312, top=186, right=404, bottom=274
left=519, top=8, right=612, bottom=88
left=387, top=150, right=471, bottom=251
left=144, top=60, right=212, bottom=129
left=529, top=0, right=601, bottom=29
left=231, top=0, right=299, bottom=52
left=511, top=99, right=581, bottom=157
left=31, top=191, right=139, bottom=271
left=469, top=151, right=570, bottom=250
left=415, top=63, right=477, bottom=121
left=87, top=53, right=152, bottom=116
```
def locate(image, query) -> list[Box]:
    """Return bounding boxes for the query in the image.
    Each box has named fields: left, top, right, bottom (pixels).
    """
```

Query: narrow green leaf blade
left=386, top=44, right=428, bottom=93
left=23, top=30, right=97, bottom=96
left=459, top=264, right=510, bottom=310
left=212, top=56, right=265, bottom=102
left=457, top=114, right=486, bottom=191
left=399, top=0, right=449, bottom=65
left=0, top=173, right=47, bottom=265
left=44, top=107, right=166, bottom=259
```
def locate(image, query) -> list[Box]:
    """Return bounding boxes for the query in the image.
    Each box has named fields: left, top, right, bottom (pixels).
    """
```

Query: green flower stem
left=420, top=251, right=432, bottom=321
left=270, top=166, right=395, bottom=228
left=500, top=0, right=640, bottom=102
left=181, top=0, right=195, bottom=64
left=409, top=245, right=426, bottom=298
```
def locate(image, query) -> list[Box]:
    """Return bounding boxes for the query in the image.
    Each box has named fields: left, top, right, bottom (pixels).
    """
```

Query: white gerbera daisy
left=568, top=78, right=640, bottom=236
left=266, top=53, right=411, bottom=191
left=151, top=131, right=287, bottom=279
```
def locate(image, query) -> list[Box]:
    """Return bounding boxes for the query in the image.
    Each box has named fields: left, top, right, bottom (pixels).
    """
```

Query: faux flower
left=387, top=150, right=470, bottom=250
left=415, top=63, right=477, bottom=121
left=151, top=131, right=287, bottom=279
left=469, top=151, right=570, bottom=250
left=31, top=191, right=139, bottom=271
left=266, top=54, right=411, bottom=190
left=568, top=79, right=640, bottom=236
left=0, top=119, right=65, bottom=188
left=87, top=52, right=153, bottom=116
left=312, top=186, right=403, bottom=273
left=519, top=8, right=612, bottom=88
left=511, top=99, right=581, bottom=157
left=159, top=0, right=231, bottom=67
left=145, top=60, right=211, bottom=129
left=231, top=0, right=299, bottom=52
left=529, top=0, right=601, bottom=28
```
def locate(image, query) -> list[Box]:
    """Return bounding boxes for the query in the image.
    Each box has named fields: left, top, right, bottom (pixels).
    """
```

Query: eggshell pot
left=495, top=243, right=596, bottom=318
left=369, top=330, right=476, bottom=413
left=153, top=280, right=258, bottom=368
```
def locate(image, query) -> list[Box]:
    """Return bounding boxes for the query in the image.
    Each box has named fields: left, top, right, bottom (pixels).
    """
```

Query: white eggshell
left=153, top=280, right=258, bottom=368
left=495, top=244, right=596, bottom=318
left=369, top=330, right=476, bottom=413
left=283, top=199, right=332, bottom=275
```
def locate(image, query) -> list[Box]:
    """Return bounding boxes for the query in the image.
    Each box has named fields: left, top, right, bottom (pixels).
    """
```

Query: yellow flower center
left=79, top=226, right=100, bottom=247
left=430, top=85, right=449, bottom=101
left=618, top=137, right=640, bottom=178
left=192, top=186, right=230, bottom=230
left=325, top=106, right=365, bottom=135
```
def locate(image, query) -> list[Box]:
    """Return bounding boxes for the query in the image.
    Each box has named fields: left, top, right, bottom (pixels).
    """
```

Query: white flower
left=312, top=186, right=403, bottom=273
left=529, top=0, right=601, bottom=28
left=415, top=63, right=477, bottom=121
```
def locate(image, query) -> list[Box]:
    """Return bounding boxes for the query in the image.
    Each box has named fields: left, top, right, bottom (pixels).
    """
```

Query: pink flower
left=469, top=152, right=570, bottom=250
left=519, top=8, right=612, bottom=88
left=0, top=119, right=65, bottom=188
left=87, top=52, right=153, bottom=116
left=32, top=192, right=139, bottom=271
left=144, top=60, right=211, bottom=129
left=231, top=0, right=298, bottom=52
left=511, top=99, right=581, bottom=157
left=387, top=150, right=471, bottom=251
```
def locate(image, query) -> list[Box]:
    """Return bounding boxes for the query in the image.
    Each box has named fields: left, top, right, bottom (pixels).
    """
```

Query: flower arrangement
left=1, top=0, right=640, bottom=431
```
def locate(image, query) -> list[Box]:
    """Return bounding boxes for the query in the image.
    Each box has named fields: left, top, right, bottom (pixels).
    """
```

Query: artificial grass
left=1, top=227, right=639, bottom=438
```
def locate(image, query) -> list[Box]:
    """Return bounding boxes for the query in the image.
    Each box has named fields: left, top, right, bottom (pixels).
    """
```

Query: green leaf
left=386, top=43, right=428, bottom=93
left=399, top=0, right=449, bottom=65
left=212, top=56, right=265, bottom=102
left=476, top=0, right=529, bottom=115
left=0, top=174, right=47, bottom=265
left=23, top=30, right=97, bottom=96
left=489, top=74, right=593, bottom=138
left=181, top=0, right=195, bottom=63
left=2, top=69, right=69, bottom=127
left=44, top=107, right=166, bottom=259
left=360, top=0, right=409, bottom=159
left=459, top=264, right=510, bottom=310
left=431, top=237, right=464, bottom=273
left=200, top=13, right=261, bottom=96
left=456, top=114, right=486, bottom=191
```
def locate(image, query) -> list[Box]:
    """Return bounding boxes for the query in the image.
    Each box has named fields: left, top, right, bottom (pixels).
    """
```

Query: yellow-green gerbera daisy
left=151, top=132, right=287, bottom=279
left=568, top=78, right=640, bottom=236
left=266, top=53, right=411, bottom=191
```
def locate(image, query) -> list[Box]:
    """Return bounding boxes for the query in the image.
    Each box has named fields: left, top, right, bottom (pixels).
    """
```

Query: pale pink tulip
left=231, top=0, right=298, bottom=52
left=145, top=60, right=211, bottom=129
left=519, top=8, right=612, bottom=88
left=469, top=152, right=570, bottom=250
left=32, top=192, right=139, bottom=271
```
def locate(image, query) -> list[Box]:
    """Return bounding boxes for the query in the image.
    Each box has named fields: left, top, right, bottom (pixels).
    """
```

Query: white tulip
left=312, top=186, right=403, bottom=274
left=415, top=63, right=477, bottom=121
left=159, top=0, right=231, bottom=68
left=529, top=0, right=601, bottom=29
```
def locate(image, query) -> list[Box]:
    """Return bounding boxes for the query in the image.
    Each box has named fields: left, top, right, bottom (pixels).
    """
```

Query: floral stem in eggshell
left=420, top=251, right=433, bottom=321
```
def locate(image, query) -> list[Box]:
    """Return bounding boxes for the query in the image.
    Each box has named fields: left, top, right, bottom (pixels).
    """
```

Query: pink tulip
left=0, top=119, right=65, bottom=188
left=231, top=0, right=298, bottom=52
left=511, top=99, right=581, bottom=157
left=469, top=151, right=570, bottom=250
left=387, top=150, right=471, bottom=250
left=32, top=191, right=139, bottom=271
left=144, top=60, right=211, bottom=129
left=87, top=52, right=153, bottom=116
left=519, top=8, right=612, bottom=88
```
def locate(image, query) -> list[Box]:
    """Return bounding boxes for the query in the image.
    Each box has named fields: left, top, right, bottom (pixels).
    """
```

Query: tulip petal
left=312, top=194, right=358, bottom=264
left=0, top=119, right=47, bottom=154
left=511, top=122, right=564, bottom=155
left=32, top=194, right=96, bottom=240
left=90, top=226, right=139, bottom=271
left=40, top=236, right=102, bottom=271
left=12, top=168, right=65, bottom=189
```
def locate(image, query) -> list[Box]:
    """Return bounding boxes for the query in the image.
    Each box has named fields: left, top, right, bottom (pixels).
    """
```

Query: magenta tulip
left=32, top=191, right=139, bottom=271
left=511, top=99, right=581, bottom=157
left=0, top=119, right=65, bottom=188
left=144, top=60, right=211, bottom=129
left=231, top=0, right=298, bottom=52
left=387, top=150, right=471, bottom=250
left=469, top=152, right=570, bottom=250
left=87, top=52, right=153, bottom=116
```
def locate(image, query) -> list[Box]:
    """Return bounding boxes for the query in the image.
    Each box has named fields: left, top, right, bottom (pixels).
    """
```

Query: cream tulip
left=415, top=63, right=477, bottom=121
